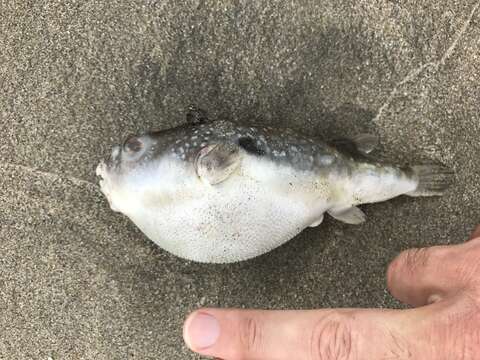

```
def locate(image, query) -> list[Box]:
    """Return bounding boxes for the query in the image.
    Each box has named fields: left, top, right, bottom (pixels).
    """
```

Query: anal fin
left=328, top=207, right=366, bottom=225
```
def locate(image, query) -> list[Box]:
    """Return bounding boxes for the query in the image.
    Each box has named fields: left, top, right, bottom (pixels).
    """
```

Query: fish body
left=96, top=107, right=452, bottom=263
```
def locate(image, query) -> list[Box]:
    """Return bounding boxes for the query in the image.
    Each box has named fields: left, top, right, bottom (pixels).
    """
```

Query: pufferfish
left=96, top=106, right=452, bottom=263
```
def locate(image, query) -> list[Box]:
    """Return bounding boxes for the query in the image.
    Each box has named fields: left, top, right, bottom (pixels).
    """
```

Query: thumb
left=183, top=307, right=421, bottom=360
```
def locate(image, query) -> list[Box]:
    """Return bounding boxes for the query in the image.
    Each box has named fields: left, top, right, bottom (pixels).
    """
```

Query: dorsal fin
left=352, top=134, right=378, bottom=154
left=329, top=133, right=378, bottom=160
left=186, top=105, right=209, bottom=125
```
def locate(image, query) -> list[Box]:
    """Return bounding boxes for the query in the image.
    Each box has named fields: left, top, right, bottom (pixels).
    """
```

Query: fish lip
left=95, top=159, right=120, bottom=211
left=95, top=161, right=108, bottom=195
left=96, top=145, right=122, bottom=179
left=95, top=160, right=106, bottom=178
left=95, top=159, right=111, bottom=182
left=109, top=145, right=121, bottom=162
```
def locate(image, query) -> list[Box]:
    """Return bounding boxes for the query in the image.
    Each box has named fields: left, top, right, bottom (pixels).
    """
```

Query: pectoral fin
left=328, top=207, right=366, bottom=225
left=195, top=143, right=240, bottom=185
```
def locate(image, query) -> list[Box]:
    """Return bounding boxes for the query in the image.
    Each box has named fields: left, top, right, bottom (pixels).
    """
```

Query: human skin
left=183, top=226, right=480, bottom=360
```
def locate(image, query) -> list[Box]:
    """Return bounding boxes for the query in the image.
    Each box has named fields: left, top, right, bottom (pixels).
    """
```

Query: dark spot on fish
left=238, top=136, right=265, bottom=156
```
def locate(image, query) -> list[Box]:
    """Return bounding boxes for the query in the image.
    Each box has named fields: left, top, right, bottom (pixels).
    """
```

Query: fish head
left=96, top=128, right=194, bottom=213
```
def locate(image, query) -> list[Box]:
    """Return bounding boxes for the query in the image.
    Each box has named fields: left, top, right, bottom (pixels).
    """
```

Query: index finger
left=183, top=307, right=428, bottom=360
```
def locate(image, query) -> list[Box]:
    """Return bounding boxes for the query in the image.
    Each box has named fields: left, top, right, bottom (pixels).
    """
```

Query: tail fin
left=406, top=165, right=454, bottom=197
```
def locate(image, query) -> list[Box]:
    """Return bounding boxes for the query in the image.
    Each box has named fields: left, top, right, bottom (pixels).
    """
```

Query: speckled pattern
left=1, top=0, right=479, bottom=359
left=115, top=119, right=343, bottom=171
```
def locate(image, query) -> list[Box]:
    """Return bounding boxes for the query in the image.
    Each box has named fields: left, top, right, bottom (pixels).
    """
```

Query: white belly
left=106, top=155, right=330, bottom=263
left=129, top=180, right=315, bottom=262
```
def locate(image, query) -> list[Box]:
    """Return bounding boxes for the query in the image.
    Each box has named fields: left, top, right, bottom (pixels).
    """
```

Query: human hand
left=183, top=226, right=480, bottom=359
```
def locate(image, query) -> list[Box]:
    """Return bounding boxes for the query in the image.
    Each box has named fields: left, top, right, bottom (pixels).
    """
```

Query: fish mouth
left=95, top=160, right=109, bottom=196
left=95, top=160, right=107, bottom=181
left=96, top=149, right=121, bottom=212
left=96, top=145, right=121, bottom=179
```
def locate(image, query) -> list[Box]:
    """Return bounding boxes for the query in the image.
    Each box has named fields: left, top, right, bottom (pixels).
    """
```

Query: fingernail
left=185, top=312, right=220, bottom=350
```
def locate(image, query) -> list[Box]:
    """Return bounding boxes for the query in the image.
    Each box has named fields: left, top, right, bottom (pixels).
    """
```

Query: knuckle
left=471, top=326, right=480, bottom=356
left=233, top=315, right=263, bottom=359
left=445, top=244, right=480, bottom=289
left=309, top=312, right=357, bottom=360
left=430, top=303, right=480, bottom=359
left=403, top=247, right=431, bottom=274
left=391, top=246, right=444, bottom=279
left=450, top=240, right=480, bottom=289
left=455, top=262, right=478, bottom=287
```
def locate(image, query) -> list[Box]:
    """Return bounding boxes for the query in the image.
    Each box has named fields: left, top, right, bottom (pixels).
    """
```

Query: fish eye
left=123, top=135, right=143, bottom=153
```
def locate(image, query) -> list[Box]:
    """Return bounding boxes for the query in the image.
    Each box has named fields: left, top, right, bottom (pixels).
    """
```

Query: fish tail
left=405, top=165, right=454, bottom=197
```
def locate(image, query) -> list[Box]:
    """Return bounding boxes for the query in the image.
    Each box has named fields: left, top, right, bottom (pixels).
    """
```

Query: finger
left=469, top=225, right=480, bottom=240
left=386, top=245, right=453, bottom=307
left=387, top=234, right=480, bottom=307
left=183, top=307, right=423, bottom=360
